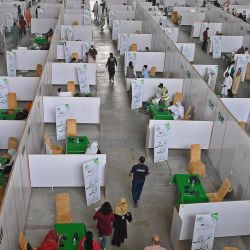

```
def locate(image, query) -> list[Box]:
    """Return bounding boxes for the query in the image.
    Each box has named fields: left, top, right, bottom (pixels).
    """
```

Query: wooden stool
left=8, top=92, right=17, bottom=110
left=44, top=133, right=63, bottom=154
left=35, top=64, right=43, bottom=77
left=8, top=137, right=18, bottom=151
left=66, top=119, right=77, bottom=137
left=55, top=193, right=73, bottom=224
left=67, top=81, right=76, bottom=94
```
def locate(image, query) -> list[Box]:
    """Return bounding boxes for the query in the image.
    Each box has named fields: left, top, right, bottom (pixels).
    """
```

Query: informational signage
left=55, top=104, right=69, bottom=140
left=83, top=158, right=101, bottom=206
left=131, top=79, right=144, bottom=110
left=6, top=13, right=14, bottom=32
left=0, top=79, right=8, bottom=109
left=112, top=20, right=121, bottom=40
left=208, top=99, right=214, bottom=110
left=77, top=64, right=90, bottom=94
left=125, top=51, right=136, bottom=70
left=182, top=44, right=193, bottom=62
left=82, top=41, right=93, bottom=59
left=212, top=36, right=222, bottom=59
left=218, top=111, right=224, bottom=124
left=154, top=123, right=170, bottom=163
left=236, top=55, right=249, bottom=79
left=64, top=42, right=71, bottom=63
left=191, top=213, right=218, bottom=250
left=160, top=16, right=168, bottom=27
left=6, top=51, right=16, bottom=77
left=120, top=34, right=130, bottom=55
left=65, top=26, right=73, bottom=41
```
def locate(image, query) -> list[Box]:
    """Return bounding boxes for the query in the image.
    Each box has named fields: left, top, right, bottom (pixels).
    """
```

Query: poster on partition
left=212, top=36, right=221, bottom=59
left=6, top=13, right=14, bottom=32
left=160, top=16, right=168, bottom=27
left=182, top=44, right=193, bottom=62
left=0, top=79, right=8, bottom=109
left=206, top=65, right=218, bottom=91
left=6, top=51, right=16, bottom=77
left=56, top=104, right=69, bottom=140
left=199, top=22, right=208, bottom=41
left=112, top=20, right=121, bottom=40
left=77, top=64, right=90, bottom=94
left=125, top=51, right=136, bottom=70
left=64, top=42, right=71, bottom=63
left=191, top=213, right=218, bottom=250
left=165, top=28, right=176, bottom=42
left=236, top=55, right=249, bottom=79
left=154, top=124, right=170, bottom=163
left=37, top=8, right=45, bottom=18
left=83, top=158, right=101, bottom=206
left=84, top=14, right=92, bottom=25
left=82, top=41, right=93, bottom=59
left=131, top=79, right=144, bottom=110
left=120, top=34, right=130, bottom=55
left=65, top=26, right=73, bottom=41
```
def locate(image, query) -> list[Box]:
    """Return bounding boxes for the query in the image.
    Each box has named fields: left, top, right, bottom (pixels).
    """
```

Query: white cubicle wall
left=13, top=50, right=48, bottom=71
left=192, top=22, right=222, bottom=40
left=108, top=5, right=133, bottom=11
left=0, top=121, right=26, bottom=149
left=124, top=51, right=166, bottom=71
left=28, top=154, right=106, bottom=187
left=117, top=33, right=152, bottom=55
left=43, top=96, right=101, bottom=124
left=109, top=10, right=136, bottom=28
left=63, top=13, right=84, bottom=25
left=0, top=77, right=39, bottom=101
left=146, top=120, right=213, bottom=149
left=163, top=27, right=179, bottom=43
left=38, top=7, right=60, bottom=18
left=31, top=18, right=58, bottom=34
left=180, top=12, right=206, bottom=26
left=52, top=63, right=96, bottom=85
left=175, top=43, right=196, bottom=62
left=61, top=25, right=93, bottom=41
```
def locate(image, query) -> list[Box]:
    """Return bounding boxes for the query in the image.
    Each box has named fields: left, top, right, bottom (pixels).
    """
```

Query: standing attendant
left=111, top=198, right=132, bottom=247
left=202, top=27, right=209, bottom=51
left=93, top=1, right=99, bottom=20
left=11, top=22, right=19, bottom=48
left=106, top=53, right=117, bottom=83
left=93, top=202, right=114, bottom=250
left=100, top=14, right=105, bottom=30
left=144, top=235, right=166, bottom=250
left=224, top=61, right=235, bottom=79
left=221, top=72, right=233, bottom=97
left=25, top=7, right=32, bottom=27
left=129, top=156, right=149, bottom=207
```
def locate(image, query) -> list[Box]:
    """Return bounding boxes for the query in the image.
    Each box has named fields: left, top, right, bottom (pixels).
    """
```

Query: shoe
left=134, top=202, right=138, bottom=208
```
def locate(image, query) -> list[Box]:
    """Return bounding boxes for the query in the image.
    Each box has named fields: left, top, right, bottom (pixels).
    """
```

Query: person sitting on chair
left=151, top=83, right=169, bottom=106
left=168, top=102, right=184, bottom=120
left=70, top=57, right=77, bottom=63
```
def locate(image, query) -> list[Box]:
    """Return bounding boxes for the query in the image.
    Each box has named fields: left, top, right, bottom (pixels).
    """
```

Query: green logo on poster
left=208, top=99, right=214, bottom=110
left=218, top=112, right=224, bottom=124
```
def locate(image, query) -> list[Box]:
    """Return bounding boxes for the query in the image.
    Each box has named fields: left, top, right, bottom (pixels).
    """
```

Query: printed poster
left=112, top=20, right=121, bottom=40
left=64, top=42, right=71, bottom=63
left=65, top=26, right=73, bottom=41
left=236, top=55, right=249, bottom=79
left=6, top=13, right=14, bottom=32
left=77, top=64, right=90, bottom=94
left=192, top=213, right=218, bottom=250
left=120, top=34, right=130, bottom=55
left=125, top=51, right=136, bottom=70
left=55, top=104, right=69, bottom=140
left=212, top=36, right=222, bottom=59
left=182, top=44, right=193, bottom=62
left=160, top=16, right=168, bottom=27
left=83, top=158, right=101, bottom=206
left=6, top=51, right=16, bottom=77
left=154, top=124, right=170, bottom=163
left=131, top=79, right=144, bottom=110
left=0, top=79, right=8, bottom=109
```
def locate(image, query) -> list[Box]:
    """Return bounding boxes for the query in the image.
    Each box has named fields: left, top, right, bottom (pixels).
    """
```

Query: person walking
left=202, top=27, right=209, bottom=51
left=19, top=16, right=26, bottom=37
left=129, top=156, right=149, bottom=207
left=111, top=198, right=132, bottom=247
left=11, top=22, right=19, bottom=48
left=100, top=14, right=105, bottom=31
left=232, top=67, right=243, bottom=96
left=105, top=53, right=117, bottom=84
left=93, top=202, right=114, bottom=250
left=221, top=72, right=233, bottom=97
left=93, top=1, right=99, bottom=21
left=144, top=235, right=167, bottom=250
left=78, top=231, right=100, bottom=250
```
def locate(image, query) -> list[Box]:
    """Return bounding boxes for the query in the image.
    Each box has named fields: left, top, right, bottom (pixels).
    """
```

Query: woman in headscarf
left=111, top=198, right=132, bottom=247
left=232, top=67, right=243, bottom=96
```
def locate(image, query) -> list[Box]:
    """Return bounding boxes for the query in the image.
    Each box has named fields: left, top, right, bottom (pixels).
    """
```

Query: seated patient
left=151, top=83, right=169, bottom=106
left=168, top=102, right=184, bottom=120
left=142, top=65, right=149, bottom=78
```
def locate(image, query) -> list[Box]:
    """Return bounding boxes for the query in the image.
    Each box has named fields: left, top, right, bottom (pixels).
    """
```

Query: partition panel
left=0, top=212, right=9, bottom=250
left=203, top=88, right=218, bottom=121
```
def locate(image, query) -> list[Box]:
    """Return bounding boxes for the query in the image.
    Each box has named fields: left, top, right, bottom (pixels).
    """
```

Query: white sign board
left=6, top=13, right=14, bottom=32
left=6, top=51, right=16, bottom=77
left=56, top=104, right=70, bottom=140
left=83, top=158, right=101, bottom=206
left=120, top=34, right=130, bottom=55
left=154, top=124, right=170, bottom=163
left=64, top=42, right=71, bottom=63
left=182, top=44, right=193, bottom=62
left=212, top=36, right=221, bottom=59
left=191, top=213, right=218, bottom=250
left=236, top=55, right=247, bottom=79
left=0, top=79, right=8, bottom=109
left=77, top=64, right=90, bottom=94
left=125, top=51, right=136, bottom=69
left=66, top=26, right=74, bottom=41
left=112, top=20, right=121, bottom=40
left=131, top=79, right=143, bottom=110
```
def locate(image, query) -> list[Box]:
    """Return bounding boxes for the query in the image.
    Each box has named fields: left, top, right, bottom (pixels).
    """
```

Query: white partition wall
left=13, top=50, right=48, bottom=71
left=52, top=63, right=96, bottom=85
left=109, top=10, right=136, bottom=27
left=64, top=13, right=84, bottom=25
left=146, top=120, right=213, bottom=149
left=28, top=154, right=106, bottom=187
left=0, top=121, right=26, bottom=149
left=118, top=34, right=152, bottom=55
left=192, top=22, right=222, bottom=39
left=61, top=25, right=93, bottom=41
left=175, top=43, right=196, bottom=62
left=43, top=96, right=100, bottom=124
left=180, top=12, right=205, bottom=26
left=31, top=18, right=57, bottom=34
left=124, top=52, right=166, bottom=71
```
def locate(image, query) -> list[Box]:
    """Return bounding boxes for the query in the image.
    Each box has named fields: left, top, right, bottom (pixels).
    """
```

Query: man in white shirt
left=144, top=235, right=166, bottom=250
left=168, top=102, right=184, bottom=120
left=221, top=72, right=233, bottom=97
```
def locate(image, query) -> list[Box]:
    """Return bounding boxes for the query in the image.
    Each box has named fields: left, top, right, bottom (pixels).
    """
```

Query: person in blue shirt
left=142, top=65, right=149, bottom=78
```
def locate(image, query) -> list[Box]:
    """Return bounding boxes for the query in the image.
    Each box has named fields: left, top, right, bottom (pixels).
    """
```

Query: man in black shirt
left=129, top=156, right=149, bottom=208
left=105, top=53, right=117, bottom=84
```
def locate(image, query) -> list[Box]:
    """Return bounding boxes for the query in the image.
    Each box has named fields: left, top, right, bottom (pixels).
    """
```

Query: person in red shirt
left=19, top=15, right=26, bottom=37
left=93, top=202, right=114, bottom=250
left=78, top=231, right=100, bottom=250
left=202, top=27, right=209, bottom=51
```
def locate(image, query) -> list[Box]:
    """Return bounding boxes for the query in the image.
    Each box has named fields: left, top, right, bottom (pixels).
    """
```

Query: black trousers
left=108, top=68, right=115, bottom=80
left=202, top=40, right=208, bottom=51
